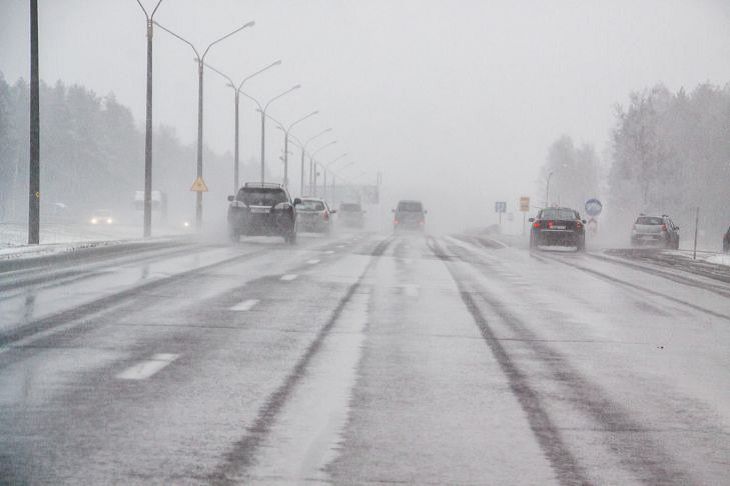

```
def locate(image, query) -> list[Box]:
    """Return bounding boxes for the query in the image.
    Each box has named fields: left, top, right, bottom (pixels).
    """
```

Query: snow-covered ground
left=0, top=222, right=192, bottom=260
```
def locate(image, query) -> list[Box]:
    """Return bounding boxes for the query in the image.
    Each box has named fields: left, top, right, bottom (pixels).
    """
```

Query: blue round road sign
left=585, top=198, right=603, bottom=216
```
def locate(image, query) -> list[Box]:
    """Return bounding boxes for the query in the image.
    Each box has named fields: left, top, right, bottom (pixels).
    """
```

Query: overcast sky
left=2, top=0, right=730, bottom=228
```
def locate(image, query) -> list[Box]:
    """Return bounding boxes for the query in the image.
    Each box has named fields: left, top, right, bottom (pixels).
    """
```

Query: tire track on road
left=430, top=236, right=698, bottom=485
left=208, top=236, right=393, bottom=484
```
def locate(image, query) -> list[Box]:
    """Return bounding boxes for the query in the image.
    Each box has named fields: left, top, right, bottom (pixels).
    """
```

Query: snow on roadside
left=706, top=254, right=730, bottom=267
left=0, top=222, right=191, bottom=261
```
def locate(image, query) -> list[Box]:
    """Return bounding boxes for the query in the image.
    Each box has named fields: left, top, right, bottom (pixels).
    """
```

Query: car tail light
left=661, top=224, right=667, bottom=231
left=323, top=212, right=329, bottom=221
left=547, top=220, right=554, bottom=229
left=419, top=220, right=425, bottom=225
left=394, top=219, right=399, bottom=225
left=532, top=221, right=541, bottom=228
left=576, top=221, right=582, bottom=229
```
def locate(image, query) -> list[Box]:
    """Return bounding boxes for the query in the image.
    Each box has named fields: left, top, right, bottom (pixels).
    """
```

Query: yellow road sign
left=519, top=196, right=530, bottom=212
left=190, top=176, right=208, bottom=192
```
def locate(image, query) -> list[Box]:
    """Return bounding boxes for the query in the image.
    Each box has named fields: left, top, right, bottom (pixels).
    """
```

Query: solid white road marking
left=116, top=353, right=179, bottom=380
left=281, top=274, right=299, bottom=281
left=323, top=250, right=335, bottom=254
left=230, top=299, right=259, bottom=311
left=306, top=259, right=321, bottom=265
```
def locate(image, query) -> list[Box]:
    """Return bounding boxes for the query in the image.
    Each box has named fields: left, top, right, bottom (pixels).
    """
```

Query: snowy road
left=0, top=231, right=728, bottom=484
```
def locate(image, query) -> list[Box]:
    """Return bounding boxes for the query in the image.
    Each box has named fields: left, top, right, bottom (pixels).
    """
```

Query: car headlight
left=107, top=218, right=113, bottom=224
left=91, top=218, right=98, bottom=224
left=183, top=221, right=190, bottom=228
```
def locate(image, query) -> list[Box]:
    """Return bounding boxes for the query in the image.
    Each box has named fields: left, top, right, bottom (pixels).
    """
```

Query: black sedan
left=529, top=207, right=586, bottom=251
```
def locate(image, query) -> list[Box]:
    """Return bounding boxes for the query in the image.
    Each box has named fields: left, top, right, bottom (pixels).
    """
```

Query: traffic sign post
left=495, top=201, right=506, bottom=225
left=584, top=198, right=602, bottom=217
left=519, top=196, right=530, bottom=235
left=190, top=176, right=209, bottom=192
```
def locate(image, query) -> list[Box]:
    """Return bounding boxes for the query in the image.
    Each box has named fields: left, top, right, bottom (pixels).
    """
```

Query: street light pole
left=135, top=0, right=163, bottom=237
left=322, top=153, right=348, bottom=200
left=28, top=0, right=40, bottom=245
left=154, top=20, right=255, bottom=229
left=299, top=128, right=332, bottom=195
left=309, top=140, right=337, bottom=196
left=205, top=60, right=282, bottom=194
left=238, top=86, right=302, bottom=184
left=545, top=171, right=554, bottom=207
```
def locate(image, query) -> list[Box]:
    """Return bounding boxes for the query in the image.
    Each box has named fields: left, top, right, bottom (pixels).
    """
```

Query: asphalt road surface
left=1, top=231, right=728, bottom=484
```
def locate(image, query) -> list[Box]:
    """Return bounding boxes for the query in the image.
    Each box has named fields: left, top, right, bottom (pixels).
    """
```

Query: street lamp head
left=244, top=20, right=256, bottom=28
left=292, top=84, right=302, bottom=90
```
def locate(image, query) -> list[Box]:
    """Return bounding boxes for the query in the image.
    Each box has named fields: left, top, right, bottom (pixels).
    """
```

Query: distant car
left=338, top=202, right=365, bottom=228
left=393, top=200, right=427, bottom=232
left=723, top=226, right=730, bottom=253
left=296, top=197, right=335, bottom=234
left=529, top=207, right=586, bottom=251
left=227, top=182, right=300, bottom=244
left=630, top=214, right=679, bottom=249
left=90, top=209, right=114, bottom=225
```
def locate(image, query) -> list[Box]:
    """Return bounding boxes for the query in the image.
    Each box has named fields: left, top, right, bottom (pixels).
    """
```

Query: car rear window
left=299, top=200, right=325, bottom=211
left=397, top=201, right=423, bottom=212
left=540, top=208, right=576, bottom=220
left=341, top=203, right=361, bottom=211
left=636, top=216, right=663, bottom=225
left=238, top=188, right=288, bottom=206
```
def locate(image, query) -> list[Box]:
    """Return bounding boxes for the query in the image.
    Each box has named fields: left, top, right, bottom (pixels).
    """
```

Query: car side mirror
left=227, top=195, right=234, bottom=202
left=331, top=209, right=337, bottom=214
left=528, top=218, right=535, bottom=222
left=424, top=210, right=429, bottom=214
left=293, top=198, right=302, bottom=205
left=675, top=226, right=680, bottom=230
left=582, top=220, right=587, bottom=224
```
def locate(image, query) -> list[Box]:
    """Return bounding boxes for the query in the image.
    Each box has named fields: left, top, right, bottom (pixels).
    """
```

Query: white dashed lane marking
left=403, top=285, right=419, bottom=297
left=281, top=274, right=299, bottom=281
left=116, top=353, right=179, bottom=380
left=306, top=259, right=321, bottom=265
left=230, top=299, right=259, bottom=311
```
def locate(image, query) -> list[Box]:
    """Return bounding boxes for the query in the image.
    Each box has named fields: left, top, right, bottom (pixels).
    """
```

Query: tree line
left=541, top=82, right=730, bottom=244
left=0, top=73, right=259, bottom=224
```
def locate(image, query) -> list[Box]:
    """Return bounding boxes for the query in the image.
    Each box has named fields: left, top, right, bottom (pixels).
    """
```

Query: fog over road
left=1, top=231, right=728, bottom=484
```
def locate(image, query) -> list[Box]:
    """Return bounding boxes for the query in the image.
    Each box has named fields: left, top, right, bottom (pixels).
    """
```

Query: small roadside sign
left=190, top=176, right=208, bottom=192
left=585, top=198, right=602, bottom=217
left=519, top=196, right=530, bottom=212
left=495, top=201, right=506, bottom=213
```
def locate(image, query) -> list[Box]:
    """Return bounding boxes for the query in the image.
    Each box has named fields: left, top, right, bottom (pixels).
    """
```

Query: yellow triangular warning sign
left=190, top=176, right=208, bottom=192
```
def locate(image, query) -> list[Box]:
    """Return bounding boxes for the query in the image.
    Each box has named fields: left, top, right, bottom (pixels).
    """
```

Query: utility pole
left=28, top=0, right=40, bottom=245
left=136, top=0, right=163, bottom=238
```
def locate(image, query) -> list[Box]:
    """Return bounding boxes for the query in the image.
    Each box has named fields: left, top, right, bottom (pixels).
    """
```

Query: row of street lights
left=135, top=1, right=359, bottom=235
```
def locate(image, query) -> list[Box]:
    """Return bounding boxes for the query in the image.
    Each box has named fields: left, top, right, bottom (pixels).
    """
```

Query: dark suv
left=529, top=207, right=586, bottom=251
left=227, top=183, right=300, bottom=244
left=630, top=214, right=679, bottom=249
left=723, top=226, right=729, bottom=253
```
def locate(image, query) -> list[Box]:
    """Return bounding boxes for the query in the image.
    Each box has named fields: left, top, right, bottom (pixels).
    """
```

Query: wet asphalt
left=1, top=231, right=729, bottom=484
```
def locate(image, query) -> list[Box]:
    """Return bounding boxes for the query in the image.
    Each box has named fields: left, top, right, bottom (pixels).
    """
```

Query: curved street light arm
left=153, top=21, right=202, bottom=59
left=311, top=140, right=337, bottom=159
left=325, top=153, right=348, bottom=168
left=136, top=0, right=163, bottom=19
left=201, top=21, right=255, bottom=60
left=288, top=110, right=318, bottom=132
left=203, top=62, right=235, bottom=88
left=238, top=60, right=282, bottom=91
left=238, top=90, right=263, bottom=110
left=303, top=128, right=333, bottom=150
left=263, top=85, right=301, bottom=112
